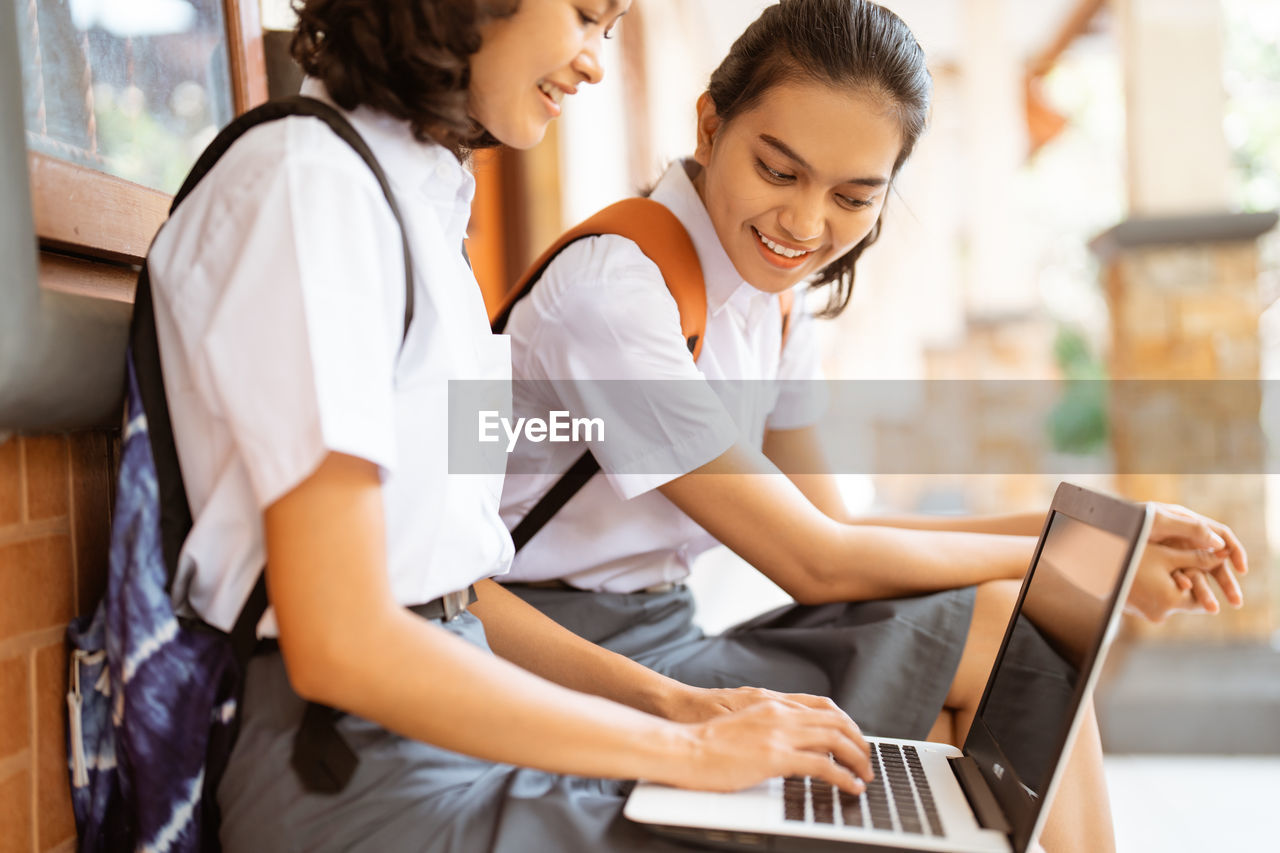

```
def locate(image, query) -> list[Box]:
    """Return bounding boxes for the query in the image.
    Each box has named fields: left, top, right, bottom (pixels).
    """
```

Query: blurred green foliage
left=1048, top=326, right=1109, bottom=455
left=95, top=99, right=193, bottom=194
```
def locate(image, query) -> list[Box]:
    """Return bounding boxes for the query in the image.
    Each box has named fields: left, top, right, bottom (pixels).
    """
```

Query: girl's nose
left=780, top=203, right=823, bottom=243
left=572, top=40, right=605, bottom=86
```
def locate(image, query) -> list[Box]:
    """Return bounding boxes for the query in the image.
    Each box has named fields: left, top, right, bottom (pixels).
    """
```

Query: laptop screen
left=965, top=492, right=1146, bottom=850
left=978, top=512, right=1130, bottom=796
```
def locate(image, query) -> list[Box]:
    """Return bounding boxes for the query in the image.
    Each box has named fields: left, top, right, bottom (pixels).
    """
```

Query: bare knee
left=973, top=578, right=1021, bottom=632
left=946, top=579, right=1022, bottom=711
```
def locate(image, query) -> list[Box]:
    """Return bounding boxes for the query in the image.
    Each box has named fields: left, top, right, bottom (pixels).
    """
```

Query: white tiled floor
left=1106, top=756, right=1280, bottom=852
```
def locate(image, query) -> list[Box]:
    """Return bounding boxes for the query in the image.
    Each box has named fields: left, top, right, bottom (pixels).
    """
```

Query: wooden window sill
left=29, top=153, right=169, bottom=267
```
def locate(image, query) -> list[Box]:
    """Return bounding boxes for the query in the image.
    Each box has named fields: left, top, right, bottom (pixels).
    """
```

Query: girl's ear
left=693, top=92, right=722, bottom=168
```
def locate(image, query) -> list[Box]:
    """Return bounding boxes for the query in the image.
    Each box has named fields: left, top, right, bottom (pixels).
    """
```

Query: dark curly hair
left=707, top=0, right=930, bottom=318
left=291, top=0, right=520, bottom=156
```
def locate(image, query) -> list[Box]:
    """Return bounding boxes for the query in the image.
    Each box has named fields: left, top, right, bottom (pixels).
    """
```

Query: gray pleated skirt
left=218, top=611, right=696, bottom=853
left=507, top=584, right=977, bottom=741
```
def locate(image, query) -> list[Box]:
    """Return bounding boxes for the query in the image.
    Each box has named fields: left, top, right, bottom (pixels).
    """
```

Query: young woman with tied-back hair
left=143, top=1, right=889, bottom=851
left=497, top=1, right=1249, bottom=850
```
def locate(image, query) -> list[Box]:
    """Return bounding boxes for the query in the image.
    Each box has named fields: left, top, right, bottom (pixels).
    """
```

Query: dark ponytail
left=706, top=0, right=930, bottom=317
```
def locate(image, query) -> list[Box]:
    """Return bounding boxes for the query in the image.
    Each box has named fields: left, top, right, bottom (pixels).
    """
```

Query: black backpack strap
left=496, top=236, right=606, bottom=555
left=496, top=199, right=708, bottom=554
left=134, top=93, right=419, bottom=589
left=229, top=575, right=269, bottom=663
left=509, top=450, right=600, bottom=553
left=130, top=268, right=191, bottom=577
left=130, top=97, right=422, bottom=822
left=202, top=572, right=268, bottom=843
left=500, top=248, right=702, bottom=557
left=168, top=95, right=416, bottom=344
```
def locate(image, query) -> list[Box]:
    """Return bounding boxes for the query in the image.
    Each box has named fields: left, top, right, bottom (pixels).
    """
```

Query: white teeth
left=538, top=81, right=565, bottom=105
left=755, top=228, right=810, bottom=259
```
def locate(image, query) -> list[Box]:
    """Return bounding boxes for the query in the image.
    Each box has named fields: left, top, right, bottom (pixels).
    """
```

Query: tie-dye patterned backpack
left=64, top=96, right=415, bottom=853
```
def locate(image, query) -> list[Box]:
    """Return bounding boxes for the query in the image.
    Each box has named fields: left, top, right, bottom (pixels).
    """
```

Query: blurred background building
left=1, top=0, right=1277, bottom=850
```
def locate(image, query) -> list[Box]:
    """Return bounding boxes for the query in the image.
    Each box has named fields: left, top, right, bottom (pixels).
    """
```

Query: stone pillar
left=1099, top=0, right=1277, bottom=641
left=1095, top=216, right=1276, bottom=641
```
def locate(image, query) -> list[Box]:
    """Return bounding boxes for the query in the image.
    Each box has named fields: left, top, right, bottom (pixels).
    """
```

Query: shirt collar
left=649, top=160, right=775, bottom=320
left=298, top=79, right=475, bottom=213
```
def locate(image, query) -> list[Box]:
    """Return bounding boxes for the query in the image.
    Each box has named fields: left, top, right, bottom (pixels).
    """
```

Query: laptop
left=625, top=482, right=1153, bottom=852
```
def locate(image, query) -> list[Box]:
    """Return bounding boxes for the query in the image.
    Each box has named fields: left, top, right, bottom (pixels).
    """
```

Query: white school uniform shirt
left=148, top=80, right=513, bottom=635
left=499, top=161, right=825, bottom=593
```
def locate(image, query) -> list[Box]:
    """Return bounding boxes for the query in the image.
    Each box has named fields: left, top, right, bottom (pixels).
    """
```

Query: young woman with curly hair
left=144, top=1, right=878, bottom=851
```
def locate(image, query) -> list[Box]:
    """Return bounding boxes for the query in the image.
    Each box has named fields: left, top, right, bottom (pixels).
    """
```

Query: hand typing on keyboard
left=670, top=696, right=874, bottom=796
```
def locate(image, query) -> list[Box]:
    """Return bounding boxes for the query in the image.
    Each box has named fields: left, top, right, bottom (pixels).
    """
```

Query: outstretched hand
left=1126, top=503, right=1247, bottom=622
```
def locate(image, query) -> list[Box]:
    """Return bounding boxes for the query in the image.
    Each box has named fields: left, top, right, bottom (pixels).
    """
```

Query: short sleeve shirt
left=499, top=161, right=825, bottom=592
left=147, top=80, right=513, bottom=634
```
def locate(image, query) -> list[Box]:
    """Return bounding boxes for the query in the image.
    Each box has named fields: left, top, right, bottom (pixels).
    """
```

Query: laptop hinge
left=948, top=755, right=1012, bottom=834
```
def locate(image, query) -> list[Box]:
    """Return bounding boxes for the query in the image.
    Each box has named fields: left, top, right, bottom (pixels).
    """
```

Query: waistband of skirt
left=503, top=578, right=683, bottom=595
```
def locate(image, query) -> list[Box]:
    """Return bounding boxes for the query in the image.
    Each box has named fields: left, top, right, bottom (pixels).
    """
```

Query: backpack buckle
left=441, top=588, right=470, bottom=621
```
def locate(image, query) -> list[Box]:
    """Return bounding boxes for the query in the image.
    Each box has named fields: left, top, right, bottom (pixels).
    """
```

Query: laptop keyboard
left=783, top=743, right=942, bottom=836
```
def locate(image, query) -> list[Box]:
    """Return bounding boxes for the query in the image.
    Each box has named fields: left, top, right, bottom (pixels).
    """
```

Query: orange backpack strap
left=490, top=197, right=708, bottom=359
left=497, top=198, right=709, bottom=554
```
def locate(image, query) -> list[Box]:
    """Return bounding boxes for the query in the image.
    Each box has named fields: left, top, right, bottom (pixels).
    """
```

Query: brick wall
left=0, top=433, right=114, bottom=853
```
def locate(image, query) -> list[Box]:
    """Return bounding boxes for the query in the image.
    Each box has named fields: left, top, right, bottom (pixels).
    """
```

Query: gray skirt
left=507, top=584, right=977, bottom=741
left=218, top=611, right=696, bottom=853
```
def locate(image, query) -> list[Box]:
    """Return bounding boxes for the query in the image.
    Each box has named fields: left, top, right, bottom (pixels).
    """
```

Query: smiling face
left=692, top=78, right=904, bottom=294
left=468, top=0, right=629, bottom=149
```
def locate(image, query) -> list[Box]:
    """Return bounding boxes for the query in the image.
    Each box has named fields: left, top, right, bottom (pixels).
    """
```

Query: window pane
left=16, top=0, right=234, bottom=194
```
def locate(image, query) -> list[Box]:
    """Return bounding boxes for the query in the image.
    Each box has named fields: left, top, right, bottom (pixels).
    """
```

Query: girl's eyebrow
left=759, top=134, right=888, bottom=188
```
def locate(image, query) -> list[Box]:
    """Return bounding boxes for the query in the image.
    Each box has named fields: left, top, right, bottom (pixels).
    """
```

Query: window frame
left=28, top=0, right=268, bottom=268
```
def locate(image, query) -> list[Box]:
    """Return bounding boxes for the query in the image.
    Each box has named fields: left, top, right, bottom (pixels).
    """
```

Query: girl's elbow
left=777, top=558, right=878, bottom=606
left=788, top=585, right=828, bottom=607
left=279, top=644, right=333, bottom=704
left=277, top=630, right=359, bottom=706
left=778, top=560, right=839, bottom=606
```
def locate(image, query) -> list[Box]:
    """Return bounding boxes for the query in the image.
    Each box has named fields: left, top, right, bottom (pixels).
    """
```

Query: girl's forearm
left=815, top=526, right=1036, bottom=601
left=264, top=454, right=860, bottom=792
left=469, top=579, right=695, bottom=720
left=659, top=445, right=1037, bottom=605
left=707, top=517, right=1035, bottom=605
left=846, top=511, right=1046, bottom=538
left=264, top=454, right=694, bottom=784
left=293, top=603, right=695, bottom=784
